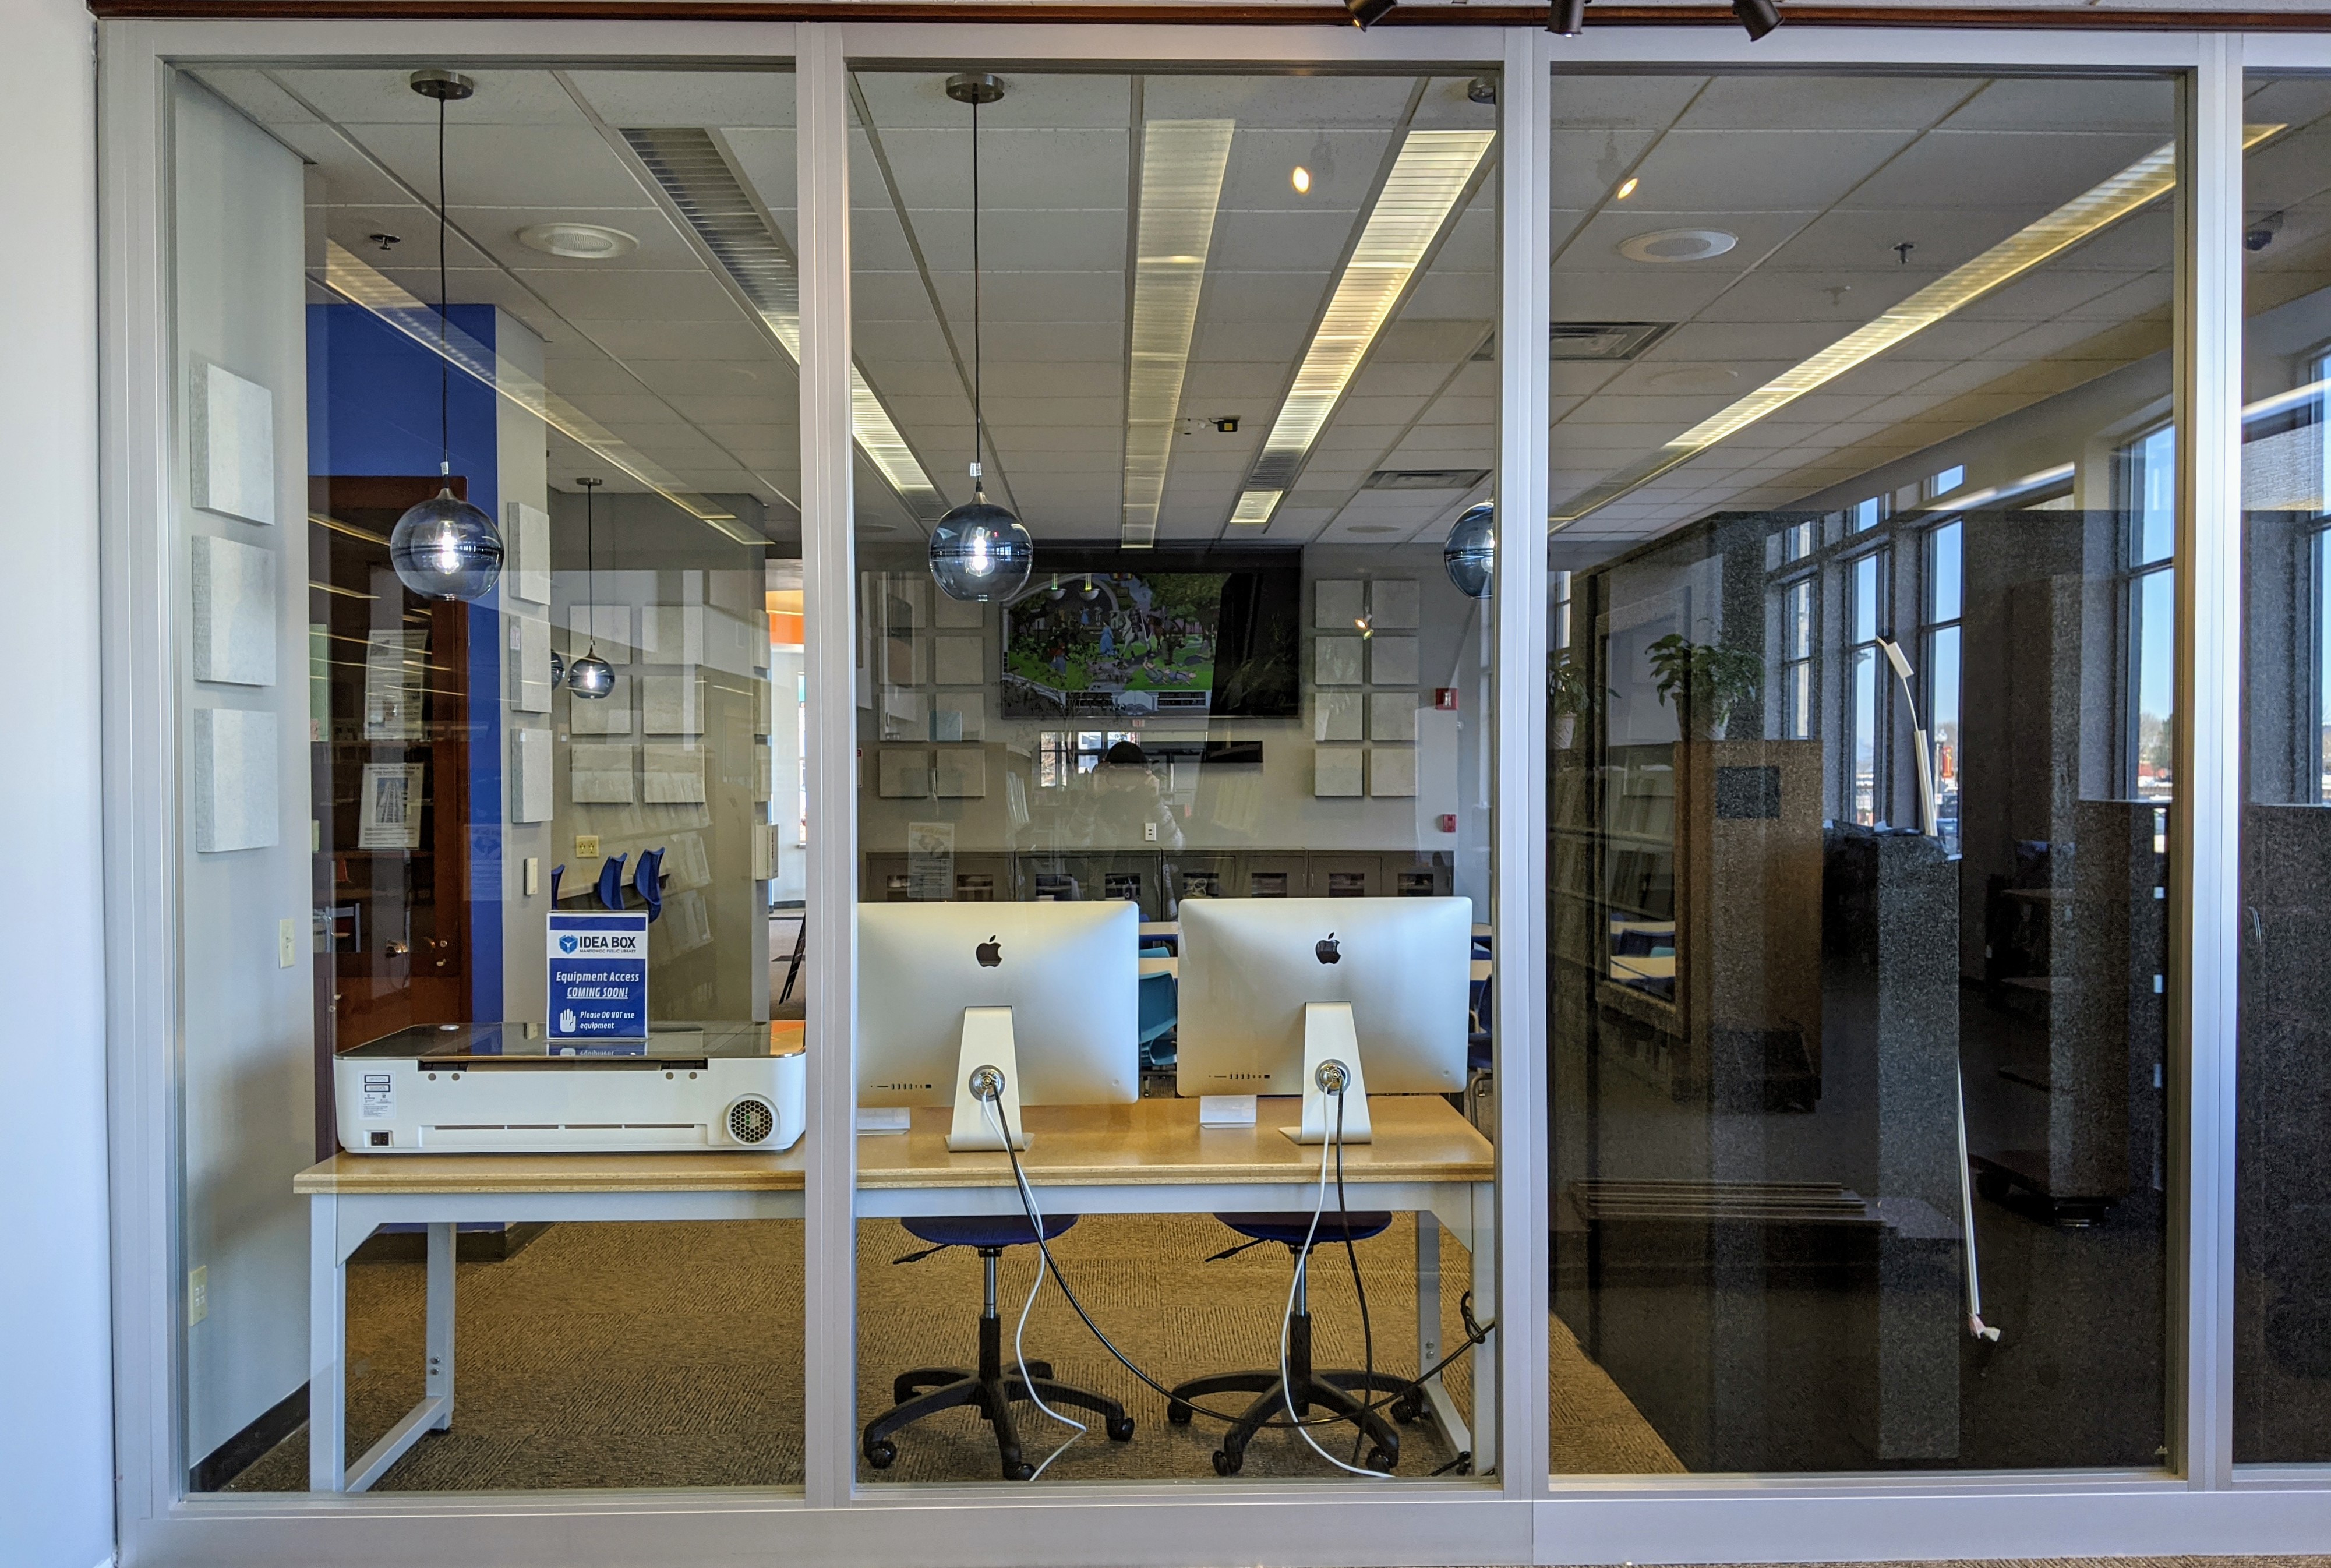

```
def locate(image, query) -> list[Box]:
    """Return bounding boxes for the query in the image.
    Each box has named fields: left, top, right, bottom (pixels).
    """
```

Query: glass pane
left=171, top=63, right=804, bottom=1493
left=2236, top=73, right=2331, bottom=1461
left=850, top=66, right=1500, bottom=1485
left=1547, top=69, right=2174, bottom=1474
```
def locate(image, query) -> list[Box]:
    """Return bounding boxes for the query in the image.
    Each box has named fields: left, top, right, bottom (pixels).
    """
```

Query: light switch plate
left=278, top=917, right=297, bottom=968
left=524, top=857, right=540, bottom=896
left=189, top=1265, right=209, bottom=1326
left=575, top=834, right=601, bottom=858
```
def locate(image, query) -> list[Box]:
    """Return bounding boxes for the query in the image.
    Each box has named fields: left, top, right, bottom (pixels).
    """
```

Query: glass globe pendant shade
left=549, top=649, right=567, bottom=688
left=1443, top=502, right=1496, bottom=600
left=390, top=488, right=504, bottom=602
left=567, top=651, right=615, bottom=700
left=928, top=499, right=1034, bottom=603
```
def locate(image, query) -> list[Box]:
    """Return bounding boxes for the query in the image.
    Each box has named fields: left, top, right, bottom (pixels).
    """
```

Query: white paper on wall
left=1370, top=691, right=1418, bottom=742
left=507, top=502, right=550, bottom=605
left=882, top=576, right=928, bottom=631
left=569, top=743, right=635, bottom=803
left=511, top=615, right=552, bottom=714
left=1314, top=691, right=1362, bottom=743
left=752, top=822, right=779, bottom=881
left=643, top=603, right=705, bottom=666
left=1313, top=746, right=1364, bottom=799
left=1314, top=636, right=1364, bottom=686
left=666, top=888, right=713, bottom=954
left=1369, top=579, right=1419, bottom=630
left=877, top=748, right=931, bottom=799
left=642, top=744, right=708, bottom=804
left=1369, top=635, right=1419, bottom=687
left=357, top=761, right=428, bottom=850
left=667, top=831, right=712, bottom=887
left=934, top=691, right=986, bottom=741
left=192, top=708, right=278, bottom=852
left=1315, top=579, right=1364, bottom=631
left=571, top=604, right=634, bottom=663
left=190, top=361, right=276, bottom=526
left=931, top=634, right=986, bottom=686
left=754, top=740, right=773, bottom=803
left=641, top=673, right=702, bottom=736
left=883, top=690, right=929, bottom=740
left=362, top=630, right=424, bottom=741
left=884, top=635, right=923, bottom=688
left=511, top=728, right=553, bottom=822
left=567, top=674, right=631, bottom=734
left=1371, top=747, right=1418, bottom=798
left=190, top=533, right=276, bottom=687
left=934, top=747, right=988, bottom=798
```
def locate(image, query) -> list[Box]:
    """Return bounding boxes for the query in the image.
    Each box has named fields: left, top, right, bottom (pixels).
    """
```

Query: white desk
left=296, top=1096, right=1496, bottom=1491
left=854, top=1095, right=1499, bottom=1472
left=296, top=1150, right=806, bottom=1492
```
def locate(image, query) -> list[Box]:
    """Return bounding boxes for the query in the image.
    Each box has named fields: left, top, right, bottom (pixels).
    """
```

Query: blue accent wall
left=308, top=302, right=505, bottom=1020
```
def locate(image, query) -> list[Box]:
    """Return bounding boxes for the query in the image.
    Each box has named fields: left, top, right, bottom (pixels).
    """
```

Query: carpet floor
left=230, top=1213, right=1677, bottom=1491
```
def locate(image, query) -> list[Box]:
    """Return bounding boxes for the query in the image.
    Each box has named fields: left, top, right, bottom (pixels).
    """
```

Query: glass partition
left=1545, top=70, right=2178, bottom=1472
left=169, top=62, right=804, bottom=1492
left=847, top=65, right=1502, bottom=1484
left=2235, top=73, right=2331, bottom=1464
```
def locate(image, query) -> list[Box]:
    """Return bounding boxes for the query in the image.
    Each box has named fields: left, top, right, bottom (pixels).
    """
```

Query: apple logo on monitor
left=976, top=935, right=1003, bottom=969
left=1315, top=932, right=1340, bottom=965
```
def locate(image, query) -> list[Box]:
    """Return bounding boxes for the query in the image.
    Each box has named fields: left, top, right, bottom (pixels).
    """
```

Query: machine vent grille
left=727, top=1097, right=776, bottom=1146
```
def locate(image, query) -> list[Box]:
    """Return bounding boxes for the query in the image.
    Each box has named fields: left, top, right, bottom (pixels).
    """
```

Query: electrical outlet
left=1143, top=821, right=1157, bottom=842
left=575, top=834, right=601, bottom=859
left=278, top=918, right=298, bottom=968
left=189, top=1265, right=209, bottom=1325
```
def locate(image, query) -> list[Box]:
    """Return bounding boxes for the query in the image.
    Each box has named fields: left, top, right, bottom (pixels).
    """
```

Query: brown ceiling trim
left=83, top=0, right=2331, bottom=27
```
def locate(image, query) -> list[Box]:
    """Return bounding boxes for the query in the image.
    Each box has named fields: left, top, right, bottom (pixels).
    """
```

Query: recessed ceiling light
left=516, top=221, right=638, bottom=260
left=1614, top=176, right=1638, bottom=201
left=1292, top=165, right=1312, bottom=195
left=1230, top=126, right=1496, bottom=527
left=1618, top=228, right=1736, bottom=264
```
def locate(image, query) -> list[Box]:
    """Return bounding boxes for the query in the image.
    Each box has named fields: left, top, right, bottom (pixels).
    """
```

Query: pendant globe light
left=566, top=477, right=614, bottom=699
left=388, top=69, right=505, bottom=603
left=1443, top=502, right=1495, bottom=599
left=928, top=72, right=1034, bottom=605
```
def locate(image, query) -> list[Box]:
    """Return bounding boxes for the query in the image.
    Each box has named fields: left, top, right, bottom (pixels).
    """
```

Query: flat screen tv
left=999, top=552, right=1301, bottom=719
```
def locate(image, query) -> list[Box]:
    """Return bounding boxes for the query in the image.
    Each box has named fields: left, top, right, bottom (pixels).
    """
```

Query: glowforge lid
left=338, top=1021, right=779, bottom=1062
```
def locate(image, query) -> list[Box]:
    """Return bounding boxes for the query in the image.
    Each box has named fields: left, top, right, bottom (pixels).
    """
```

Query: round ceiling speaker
left=516, top=221, right=638, bottom=260
left=1617, top=228, right=1739, bottom=264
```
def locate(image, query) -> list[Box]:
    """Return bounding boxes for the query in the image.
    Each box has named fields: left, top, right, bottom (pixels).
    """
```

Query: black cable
left=971, top=93, right=984, bottom=497
left=987, top=1085, right=1491, bottom=1433
left=437, top=89, right=450, bottom=472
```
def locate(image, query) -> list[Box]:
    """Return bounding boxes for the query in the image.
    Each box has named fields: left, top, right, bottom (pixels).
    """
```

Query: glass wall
left=2237, top=72, right=2331, bottom=1464
left=1545, top=71, right=2179, bottom=1472
left=847, top=65, right=1502, bottom=1484
left=170, top=62, right=804, bottom=1491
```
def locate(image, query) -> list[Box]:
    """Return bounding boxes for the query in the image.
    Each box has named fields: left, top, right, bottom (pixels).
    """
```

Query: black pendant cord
left=971, top=93, right=984, bottom=503
left=437, top=89, right=451, bottom=481
left=583, top=483, right=596, bottom=653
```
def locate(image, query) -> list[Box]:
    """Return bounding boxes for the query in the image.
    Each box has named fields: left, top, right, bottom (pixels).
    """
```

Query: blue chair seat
left=1218, top=1210, right=1391, bottom=1248
left=901, top=1213, right=1077, bottom=1250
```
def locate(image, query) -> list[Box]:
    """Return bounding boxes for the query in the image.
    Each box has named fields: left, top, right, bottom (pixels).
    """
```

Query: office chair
left=1137, top=949, right=1177, bottom=1073
left=863, top=1214, right=1134, bottom=1480
left=1166, top=1211, right=1419, bottom=1475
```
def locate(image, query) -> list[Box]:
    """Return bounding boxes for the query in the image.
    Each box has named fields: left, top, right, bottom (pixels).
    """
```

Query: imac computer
left=859, top=901, right=1140, bottom=1151
left=1175, top=896, right=1471, bottom=1143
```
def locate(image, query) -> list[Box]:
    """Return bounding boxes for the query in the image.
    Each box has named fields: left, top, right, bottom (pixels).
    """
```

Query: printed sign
left=547, top=910, right=650, bottom=1043
left=359, top=1071, right=395, bottom=1121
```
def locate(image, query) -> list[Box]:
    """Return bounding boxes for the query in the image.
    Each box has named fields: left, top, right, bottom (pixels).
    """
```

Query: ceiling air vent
left=1475, top=322, right=1677, bottom=362
left=620, top=126, right=801, bottom=329
left=1362, top=468, right=1491, bottom=491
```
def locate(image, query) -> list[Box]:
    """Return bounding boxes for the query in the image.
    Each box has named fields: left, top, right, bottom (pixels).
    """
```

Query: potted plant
left=1646, top=633, right=1761, bottom=741
left=1550, top=649, right=1591, bottom=750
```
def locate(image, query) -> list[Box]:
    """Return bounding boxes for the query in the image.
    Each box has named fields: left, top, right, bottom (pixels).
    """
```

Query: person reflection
left=1078, top=740, right=1184, bottom=852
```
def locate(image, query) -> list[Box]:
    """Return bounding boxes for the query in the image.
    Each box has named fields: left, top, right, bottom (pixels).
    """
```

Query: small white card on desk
left=1199, top=1094, right=1258, bottom=1127
left=856, top=1107, right=911, bottom=1133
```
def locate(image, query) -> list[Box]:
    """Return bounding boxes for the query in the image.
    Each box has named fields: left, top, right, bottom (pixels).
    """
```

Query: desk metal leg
left=1415, top=1207, right=1472, bottom=1470
left=308, top=1196, right=345, bottom=1492
left=344, top=1220, right=457, bottom=1492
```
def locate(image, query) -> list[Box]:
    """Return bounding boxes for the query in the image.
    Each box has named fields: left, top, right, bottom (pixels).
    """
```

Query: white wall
left=172, top=77, right=315, bottom=1470
left=0, top=0, right=116, bottom=1563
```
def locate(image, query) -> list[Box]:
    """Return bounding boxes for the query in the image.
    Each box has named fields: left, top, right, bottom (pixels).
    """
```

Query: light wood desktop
left=297, top=1094, right=1495, bottom=1491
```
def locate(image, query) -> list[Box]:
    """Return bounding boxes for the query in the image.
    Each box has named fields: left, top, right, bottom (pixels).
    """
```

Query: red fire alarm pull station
left=1434, top=688, right=1458, bottom=711
left=1437, top=814, right=1458, bottom=834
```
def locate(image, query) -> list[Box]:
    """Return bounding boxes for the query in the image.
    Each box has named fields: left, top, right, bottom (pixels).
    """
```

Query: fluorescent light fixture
left=1228, top=128, right=1495, bottom=526
left=1551, top=124, right=2284, bottom=528
left=317, top=241, right=765, bottom=545
left=1122, top=119, right=1235, bottom=547
left=1906, top=461, right=2074, bottom=514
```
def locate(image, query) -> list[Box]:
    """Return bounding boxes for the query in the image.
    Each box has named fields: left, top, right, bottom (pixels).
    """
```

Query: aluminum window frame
left=91, top=15, right=2312, bottom=1566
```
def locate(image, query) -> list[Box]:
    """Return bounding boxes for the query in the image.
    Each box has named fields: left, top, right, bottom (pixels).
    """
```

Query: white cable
left=981, top=1095, right=1087, bottom=1478
left=1281, top=1089, right=1382, bottom=1478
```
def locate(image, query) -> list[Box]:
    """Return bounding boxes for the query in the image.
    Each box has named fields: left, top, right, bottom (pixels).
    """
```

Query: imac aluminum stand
left=1280, top=1001, right=1374, bottom=1145
left=946, top=1005, right=1029, bottom=1152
